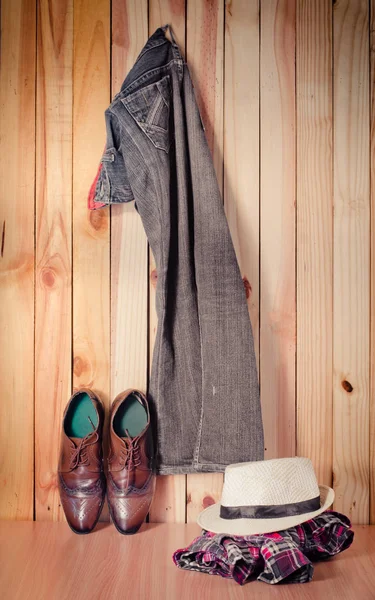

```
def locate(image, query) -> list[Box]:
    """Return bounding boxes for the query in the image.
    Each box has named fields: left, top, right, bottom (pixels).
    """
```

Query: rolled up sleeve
left=88, top=108, right=134, bottom=210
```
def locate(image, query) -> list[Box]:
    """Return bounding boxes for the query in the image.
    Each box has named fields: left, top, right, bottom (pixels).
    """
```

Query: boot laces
left=69, top=416, right=98, bottom=469
left=120, top=430, right=141, bottom=470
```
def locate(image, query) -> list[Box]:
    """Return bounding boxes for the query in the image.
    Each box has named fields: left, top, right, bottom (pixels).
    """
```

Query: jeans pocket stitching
left=121, top=76, right=171, bottom=153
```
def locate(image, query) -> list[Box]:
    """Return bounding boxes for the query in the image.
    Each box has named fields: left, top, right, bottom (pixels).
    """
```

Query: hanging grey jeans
left=90, top=25, right=264, bottom=474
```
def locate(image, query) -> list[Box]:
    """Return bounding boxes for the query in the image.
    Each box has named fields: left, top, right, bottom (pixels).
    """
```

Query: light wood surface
left=72, top=0, right=111, bottom=428
left=333, top=0, right=370, bottom=524
left=370, top=0, right=375, bottom=526
left=151, top=474, right=187, bottom=523
left=187, top=0, right=224, bottom=186
left=224, top=0, right=260, bottom=369
left=0, top=0, right=36, bottom=519
left=35, top=0, right=73, bottom=522
left=149, top=0, right=186, bottom=49
left=1, top=0, right=375, bottom=526
left=111, top=1, right=148, bottom=401
left=296, top=0, right=333, bottom=486
left=72, top=0, right=111, bottom=522
left=260, top=0, right=296, bottom=459
left=0, top=522, right=373, bottom=600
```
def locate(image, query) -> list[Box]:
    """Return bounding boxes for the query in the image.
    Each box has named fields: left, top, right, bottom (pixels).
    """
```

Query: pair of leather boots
left=58, top=388, right=155, bottom=535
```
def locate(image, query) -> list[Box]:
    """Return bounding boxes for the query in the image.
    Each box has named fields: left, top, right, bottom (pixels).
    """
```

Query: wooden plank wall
left=333, top=0, right=370, bottom=524
left=296, top=0, right=333, bottom=489
left=35, top=0, right=73, bottom=521
left=0, top=0, right=374, bottom=525
left=0, top=0, right=36, bottom=520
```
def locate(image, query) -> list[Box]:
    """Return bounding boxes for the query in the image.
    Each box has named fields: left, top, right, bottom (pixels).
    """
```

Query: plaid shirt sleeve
left=172, top=511, right=354, bottom=586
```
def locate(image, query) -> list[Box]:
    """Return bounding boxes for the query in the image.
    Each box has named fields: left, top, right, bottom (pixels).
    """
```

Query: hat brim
left=197, top=485, right=335, bottom=536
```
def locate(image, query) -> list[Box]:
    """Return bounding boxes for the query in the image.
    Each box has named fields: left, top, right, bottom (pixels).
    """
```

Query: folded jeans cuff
left=88, top=146, right=134, bottom=210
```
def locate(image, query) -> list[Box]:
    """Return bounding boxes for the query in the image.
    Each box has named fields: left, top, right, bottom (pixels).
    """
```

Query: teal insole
left=113, top=393, right=147, bottom=438
left=65, top=392, right=98, bottom=438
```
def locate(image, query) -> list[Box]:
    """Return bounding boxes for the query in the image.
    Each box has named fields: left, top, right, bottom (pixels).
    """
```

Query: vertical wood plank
left=296, top=1, right=333, bottom=484
left=0, top=0, right=36, bottom=519
left=260, top=0, right=296, bottom=459
left=148, top=0, right=187, bottom=524
left=112, top=0, right=148, bottom=96
left=73, top=2, right=110, bottom=400
left=149, top=0, right=186, bottom=49
left=333, top=0, right=370, bottom=523
left=111, top=1, right=148, bottom=403
left=187, top=0, right=224, bottom=184
left=224, top=0, right=260, bottom=370
left=73, top=0, right=110, bottom=521
left=35, top=0, right=73, bottom=520
left=369, top=0, right=375, bottom=525
left=186, top=0, right=224, bottom=523
left=149, top=475, right=186, bottom=523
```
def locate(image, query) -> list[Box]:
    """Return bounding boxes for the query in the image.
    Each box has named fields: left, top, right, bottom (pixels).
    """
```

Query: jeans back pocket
left=121, top=74, right=171, bottom=153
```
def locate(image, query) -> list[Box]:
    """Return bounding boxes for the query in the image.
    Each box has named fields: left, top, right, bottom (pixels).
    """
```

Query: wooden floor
left=0, top=523, right=374, bottom=600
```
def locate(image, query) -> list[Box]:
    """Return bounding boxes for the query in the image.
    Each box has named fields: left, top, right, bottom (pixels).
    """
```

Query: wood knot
left=151, top=269, right=158, bottom=288
left=73, top=356, right=88, bottom=377
left=242, top=276, right=252, bottom=299
left=341, top=380, right=353, bottom=393
left=202, top=495, right=215, bottom=509
left=89, top=207, right=106, bottom=231
left=41, top=267, right=56, bottom=288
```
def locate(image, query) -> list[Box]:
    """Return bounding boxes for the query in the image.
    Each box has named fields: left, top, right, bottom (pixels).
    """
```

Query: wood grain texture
left=35, top=0, right=73, bottom=521
left=111, top=202, right=148, bottom=396
left=333, top=0, right=370, bottom=523
left=187, top=0, right=224, bottom=185
left=72, top=0, right=110, bottom=522
left=186, top=0, right=224, bottom=522
left=149, top=0, right=186, bottom=51
left=150, top=475, right=186, bottom=523
left=186, top=473, right=223, bottom=524
left=0, top=522, right=373, bottom=600
left=148, top=0, right=187, bottom=524
left=0, top=0, right=36, bottom=519
left=111, top=1, right=148, bottom=399
left=72, top=2, right=110, bottom=406
left=296, top=0, right=333, bottom=485
left=370, top=0, right=375, bottom=526
left=112, top=0, right=148, bottom=96
left=224, top=0, right=260, bottom=369
left=260, top=0, right=296, bottom=459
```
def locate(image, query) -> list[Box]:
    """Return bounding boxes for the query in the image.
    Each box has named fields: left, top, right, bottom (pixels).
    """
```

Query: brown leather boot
left=58, top=389, right=106, bottom=534
left=107, top=389, right=155, bottom=534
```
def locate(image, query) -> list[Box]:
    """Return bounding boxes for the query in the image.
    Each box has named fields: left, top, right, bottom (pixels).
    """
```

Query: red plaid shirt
left=173, top=511, right=353, bottom=585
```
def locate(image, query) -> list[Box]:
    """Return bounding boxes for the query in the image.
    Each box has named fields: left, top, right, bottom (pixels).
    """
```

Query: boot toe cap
left=109, top=494, right=152, bottom=534
left=61, top=494, right=104, bottom=534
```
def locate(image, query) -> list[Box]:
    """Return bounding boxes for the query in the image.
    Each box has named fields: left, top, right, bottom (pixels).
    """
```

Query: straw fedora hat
left=197, top=457, right=335, bottom=536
